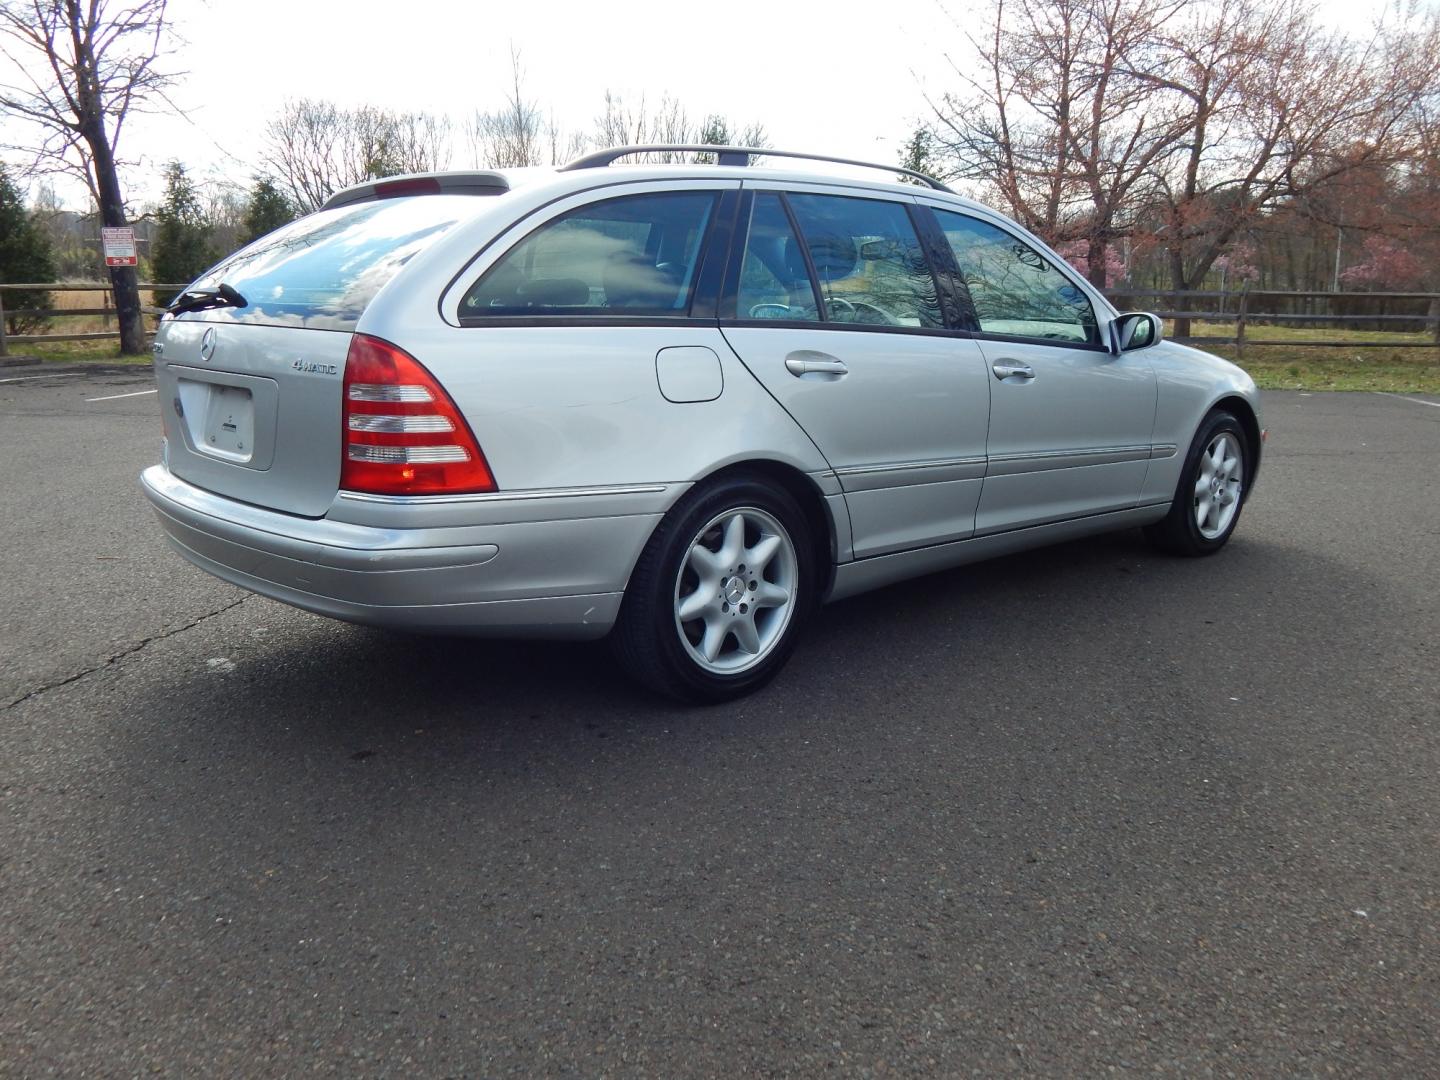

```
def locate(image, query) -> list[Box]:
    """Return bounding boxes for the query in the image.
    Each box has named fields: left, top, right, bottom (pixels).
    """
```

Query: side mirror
left=1110, top=311, right=1162, bottom=355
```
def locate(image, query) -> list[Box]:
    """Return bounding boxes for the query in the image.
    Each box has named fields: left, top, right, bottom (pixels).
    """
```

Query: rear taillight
left=340, top=334, right=496, bottom=496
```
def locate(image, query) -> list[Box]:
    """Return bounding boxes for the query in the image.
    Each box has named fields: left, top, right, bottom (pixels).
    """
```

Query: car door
left=719, top=186, right=992, bottom=558
left=923, top=205, right=1158, bottom=534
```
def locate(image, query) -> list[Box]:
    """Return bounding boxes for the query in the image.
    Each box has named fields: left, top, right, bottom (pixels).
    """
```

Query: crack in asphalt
left=3, top=596, right=250, bottom=711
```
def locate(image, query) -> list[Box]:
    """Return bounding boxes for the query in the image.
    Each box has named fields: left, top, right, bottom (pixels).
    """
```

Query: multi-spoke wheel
left=1192, top=431, right=1243, bottom=540
left=612, top=476, right=815, bottom=701
left=674, top=507, right=799, bottom=674
left=1146, top=409, right=1250, bottom=555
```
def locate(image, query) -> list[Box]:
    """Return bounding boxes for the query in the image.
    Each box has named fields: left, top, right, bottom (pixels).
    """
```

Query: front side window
left=787, top=194, right=942, bottom=329
left=461, top=191, right=717, bottom=317
left=934, top=210, right=1099, bottom=345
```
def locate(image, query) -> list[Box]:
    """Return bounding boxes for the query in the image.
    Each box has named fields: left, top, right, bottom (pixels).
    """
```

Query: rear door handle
left=785, top=352, right=848, bottom=377
left=991, top=361, right=1035, bottom=381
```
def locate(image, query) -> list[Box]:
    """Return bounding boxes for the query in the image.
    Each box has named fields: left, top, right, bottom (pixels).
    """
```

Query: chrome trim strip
left=835, top=456, right=986, bottom=477
left=1149, top=443, right=1178, bottom=459
left=986, top=444, right=1153, bottom=477
left=836, top=456, right=987, bottom=493
left=337, top=483, right=670, bottom=506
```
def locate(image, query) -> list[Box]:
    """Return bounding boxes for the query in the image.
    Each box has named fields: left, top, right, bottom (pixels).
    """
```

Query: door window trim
left=914, top=202, right=1112, bottom=353
left=443, top=179, right=740, bottom=328
left=720, top=184, right=972, bottom=338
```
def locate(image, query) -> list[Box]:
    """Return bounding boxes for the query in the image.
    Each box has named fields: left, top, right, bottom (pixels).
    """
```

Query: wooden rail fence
left=3, top=282, right=1438, bottom=360
left=1104, top=288, right=1440, bottom=359
left=0, top=282, right=185, bottom=356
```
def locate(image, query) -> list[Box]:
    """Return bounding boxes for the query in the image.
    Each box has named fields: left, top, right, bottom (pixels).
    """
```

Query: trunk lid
left=155, top=321, right=349, bottom=517
left=151, top=195, right=481, bottom=517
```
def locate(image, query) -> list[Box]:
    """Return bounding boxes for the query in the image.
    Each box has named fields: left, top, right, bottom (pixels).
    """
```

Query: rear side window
left=736, top=193, right=820, bottom=321
left=934, top=210, right=1099, bottom=345
left=786, top=194, right=942, bottom=329
left=185, top=196, right=472, bottom=330
left=461, top=192, right=717, bottom=317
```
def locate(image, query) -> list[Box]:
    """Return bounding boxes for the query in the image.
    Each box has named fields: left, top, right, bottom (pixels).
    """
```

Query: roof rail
left=560, top=145, right=953, bottom=193
left=321, top=171, right=510, bottom=211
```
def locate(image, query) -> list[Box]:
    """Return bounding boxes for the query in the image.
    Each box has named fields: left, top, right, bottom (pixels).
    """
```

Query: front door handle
left=785, top=352, right=848, bottom=377
left=991, top=361, right=1035, bottom=381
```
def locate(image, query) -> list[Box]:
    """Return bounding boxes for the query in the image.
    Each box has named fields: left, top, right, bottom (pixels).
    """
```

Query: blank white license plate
left=199, top=383, right=254, bottom=461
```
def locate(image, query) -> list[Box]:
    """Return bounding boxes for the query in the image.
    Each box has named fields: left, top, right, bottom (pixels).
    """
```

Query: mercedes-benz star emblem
left=199, top=327, right=217, bottom=362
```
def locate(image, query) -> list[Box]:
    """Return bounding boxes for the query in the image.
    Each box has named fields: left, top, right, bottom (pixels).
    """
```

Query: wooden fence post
left=0, top=291, right=7, bottom=357
left=1431, top=297, right=1440, bottom=347
left=1235, top=284, right=1249, bottom=361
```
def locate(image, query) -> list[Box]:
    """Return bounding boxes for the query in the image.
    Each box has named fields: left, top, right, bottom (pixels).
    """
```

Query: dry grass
left=1180, top=318, right=1437, bottom=347
left=31, top=285, right=166, bottom=335
left=1168, top=320, right=1440, bottom=391
left=1222, top=346, right=1440, bottom=392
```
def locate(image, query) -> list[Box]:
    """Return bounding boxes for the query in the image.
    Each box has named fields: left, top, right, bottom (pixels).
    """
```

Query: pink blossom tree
left=1340, top=236, right=1427, bottom=290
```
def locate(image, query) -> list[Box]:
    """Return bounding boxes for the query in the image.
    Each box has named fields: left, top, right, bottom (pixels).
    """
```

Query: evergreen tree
left=151, top=161, right=214, bottom=306
left=0, top=164, right=56, bottom=336
left=692, top=115, right=730, bottom=163
left=898, top=128, right=941, bottom=185
left=240, top=176, right=296, bottom=246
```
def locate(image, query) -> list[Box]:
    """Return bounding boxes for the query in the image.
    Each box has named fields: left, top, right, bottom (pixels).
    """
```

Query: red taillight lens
left=373, top=177, right=443, bottom=199
left=340, top=334, right=496, bottom=496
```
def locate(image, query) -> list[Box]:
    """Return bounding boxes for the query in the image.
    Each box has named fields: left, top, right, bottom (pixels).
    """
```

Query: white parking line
left=1375, top=391, right=1440, bottom=409
left=0, top=372, right=85, bottom=384
left=86, top=388, right=158, bottom=402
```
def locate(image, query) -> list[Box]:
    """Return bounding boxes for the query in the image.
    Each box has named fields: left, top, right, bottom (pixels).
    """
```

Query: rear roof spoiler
left=321, top=171, right=510, bottom=211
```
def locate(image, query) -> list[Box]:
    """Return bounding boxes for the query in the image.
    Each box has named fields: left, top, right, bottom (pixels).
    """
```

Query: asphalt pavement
left=2, top=366, right=1437, bottom=1076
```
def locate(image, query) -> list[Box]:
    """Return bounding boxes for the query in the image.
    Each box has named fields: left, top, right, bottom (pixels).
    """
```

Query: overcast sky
left=11, top=0, right=1397, bottom=209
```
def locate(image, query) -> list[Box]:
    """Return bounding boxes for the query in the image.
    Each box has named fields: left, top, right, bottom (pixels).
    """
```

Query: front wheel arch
left=1145, top=407, right=1251, bottom=556
left=1212, top=395, right=1261, bottom=497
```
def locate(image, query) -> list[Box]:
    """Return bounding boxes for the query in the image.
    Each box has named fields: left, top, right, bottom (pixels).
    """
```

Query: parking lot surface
left=2, top=366, right=1437, bottom=1076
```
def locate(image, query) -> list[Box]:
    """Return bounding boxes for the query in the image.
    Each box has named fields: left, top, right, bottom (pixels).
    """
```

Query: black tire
left=611, top=475, right=816, bottom=703
left=1145, top=409, right=1250, bottom=556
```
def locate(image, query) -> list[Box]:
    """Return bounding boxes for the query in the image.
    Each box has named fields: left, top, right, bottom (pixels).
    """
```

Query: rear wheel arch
left=611, top=470, right=820, bottom=701
left=624, top=459, right=839, bottom=599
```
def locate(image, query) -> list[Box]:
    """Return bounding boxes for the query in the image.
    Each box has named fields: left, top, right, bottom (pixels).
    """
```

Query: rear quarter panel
left=362, top=322, right=832, bottom=493
left=353, top=179, right=834, bottom=496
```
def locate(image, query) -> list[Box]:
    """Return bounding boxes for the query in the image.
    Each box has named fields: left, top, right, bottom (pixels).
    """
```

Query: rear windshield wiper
left=168, top=282, right=248, bottom=316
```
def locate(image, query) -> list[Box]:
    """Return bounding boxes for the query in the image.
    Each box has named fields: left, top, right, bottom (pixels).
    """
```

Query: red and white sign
left=101, top=226, right=137, bottom=267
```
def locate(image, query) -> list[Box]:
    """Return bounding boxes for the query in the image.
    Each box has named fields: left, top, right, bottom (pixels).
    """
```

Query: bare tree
left=928, top=0, right=1194, bottom=286
left=1153, top=0, right=1440, bottom=301
left=200, top=177, right=247, bottom=259
left=925, top=0, right=1440, bottom=292
left=353, top=105, right=450, bottom=179
left=591, top=95, right=767, bottom=164
left=467, top=46, right=547, bottom=167
left=0, top=0, right=177, bottom=353
left=594, top=92, right=695, bottom=162
left=263, top=99, right=452, bottom=214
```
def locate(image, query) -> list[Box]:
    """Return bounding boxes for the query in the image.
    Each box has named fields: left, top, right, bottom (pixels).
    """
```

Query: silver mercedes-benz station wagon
left=141, top=146, right=1262, bottom=701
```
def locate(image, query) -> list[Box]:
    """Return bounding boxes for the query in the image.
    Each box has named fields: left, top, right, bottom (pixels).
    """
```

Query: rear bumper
left=139, top=465, right=666, bottom=638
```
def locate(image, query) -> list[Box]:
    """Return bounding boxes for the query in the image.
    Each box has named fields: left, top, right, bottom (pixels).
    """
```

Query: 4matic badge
left=292, top=359, right=339, bottom=375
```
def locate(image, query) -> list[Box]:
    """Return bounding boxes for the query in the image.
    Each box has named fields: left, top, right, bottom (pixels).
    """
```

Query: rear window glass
left=181, top=197, right=474, bottom=330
